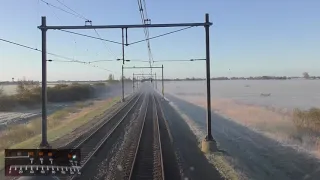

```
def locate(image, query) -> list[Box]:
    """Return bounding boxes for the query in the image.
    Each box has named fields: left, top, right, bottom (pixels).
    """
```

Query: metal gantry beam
left=126, top=66, right=164, bottom=100
left=133, top=73, right=156, bottom=75
left=121, top=66, right=163, bottom=101
left=134, top=76, right=147, bottom=89
left=123, top=66, right=163, bottom=69
left=38, top=13, right=214, bottom=149
left=38, top=23, right=212, bottom=30
left=134, top=74, right=157, bottom=90
left=133, top=73, right=157, bottom=89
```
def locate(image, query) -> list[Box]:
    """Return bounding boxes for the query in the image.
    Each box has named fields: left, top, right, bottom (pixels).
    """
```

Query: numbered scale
left=5, top=149, right=81, bottom=177
left=8, top=165, right=81, bottom=176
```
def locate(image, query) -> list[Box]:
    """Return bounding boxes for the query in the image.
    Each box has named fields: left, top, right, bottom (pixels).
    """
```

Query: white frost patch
left=117, top=165, right=123, bottom=171
left=168, top=101, right=206, bottom=141
left=0, top=112, right=39, bottom=125
left=168, top=100, right=243, bottom=180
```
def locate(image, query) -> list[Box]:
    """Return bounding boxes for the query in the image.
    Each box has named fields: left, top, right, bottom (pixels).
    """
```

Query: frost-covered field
left=0, top=104, right=68, bottom=127
left=1, top=84, right=17, bottom=95
left=0, top=111, right=39, bottom=125
left=164, top=80, right=320, bottom=158
left=0, top=84, right=130, bottom=129
left=164, top=80, right=320, bottom=110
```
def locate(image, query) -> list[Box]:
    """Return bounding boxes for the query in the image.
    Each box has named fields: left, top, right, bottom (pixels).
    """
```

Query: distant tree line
left=215, top=76, right=291, bottom=80
left=160, top=76, right=294, bottom=81
left=160, top=73, right=320, bottom=81
left=0, top=80, right=112, bottom=111
left=2, top=72, right=319, bottom=85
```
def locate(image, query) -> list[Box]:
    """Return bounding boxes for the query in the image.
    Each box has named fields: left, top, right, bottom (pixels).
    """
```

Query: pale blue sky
left=0, top=0, right=319, bottom=81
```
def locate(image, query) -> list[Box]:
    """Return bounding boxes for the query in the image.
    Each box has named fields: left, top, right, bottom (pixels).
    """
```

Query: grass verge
left=0, top=96, right=120, bottom=169
left=292, top=108, right=320, bottom=132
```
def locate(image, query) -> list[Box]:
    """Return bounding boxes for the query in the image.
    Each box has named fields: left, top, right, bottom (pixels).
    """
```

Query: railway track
left=154, top=93, right=182, bottom=180
left=59, top=93, right=141, bottom=150
left=6, top=90, right=181, bottom=180
left=4, top=93, right=143, bottom=180
left=128, top=93, right=164, bottom=180
left=66, top=92, right=145, bottom=180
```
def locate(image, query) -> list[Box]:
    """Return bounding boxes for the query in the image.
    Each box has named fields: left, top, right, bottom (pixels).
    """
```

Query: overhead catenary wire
left=47, top=4, right=79, bottom=61
left=54, top=0, right=89, bottom=21
left=136, top=0, right=153, bottom=67
left=58, top=29, right=122, bottom=45
left=142, top=0, right=149, bottom=21
left=153, top=59, right=205, bottom=62
left=0, top=38, right=86, bottom=63
left=50, top=0, right=118, bottom=59
left=129, top=26, right=194, bottom=45
left=0, top=38, right=116, bottom=72
left=0, top=38, right=203, bottom=64
left=41, top=0, right=117, bottom=59
left=59, top=27, right=193, bottom=46
left=93, top=29, right=118, bottom=59
left=40, top=0, right=86, bottom=21
left=49, top=59, right=114, bottom=72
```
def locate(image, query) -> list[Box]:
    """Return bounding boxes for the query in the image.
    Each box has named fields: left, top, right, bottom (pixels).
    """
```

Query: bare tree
left=303, top=72, right=310, bottom=79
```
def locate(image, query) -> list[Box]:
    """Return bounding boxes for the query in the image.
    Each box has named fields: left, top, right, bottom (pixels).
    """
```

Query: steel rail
left=128, top=93, right=164, bottom=180
left=60, top=93, right=140, bottom=149
left=68, top=92, right=144, bottom=180
left=152, top=93, right=165, bottom=180
left=127, top=94, right=150, bottom=180
left=7, top=94, right=142, bottom=180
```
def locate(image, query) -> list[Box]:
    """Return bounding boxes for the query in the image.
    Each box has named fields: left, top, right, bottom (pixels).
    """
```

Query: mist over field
left=164, top=80, right=320, bottom=158
left=165, top=80, right=320, bottom=109
left=1, top=82, right=118, bottom=96
left=0, top=82, right=133, bottom=127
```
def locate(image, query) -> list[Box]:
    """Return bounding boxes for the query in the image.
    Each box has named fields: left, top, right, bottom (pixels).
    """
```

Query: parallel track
left=128, top=93, right=164, bottom=180
left=66, top=92, right=145, bottom=180
left=7, top=90, right=179, bottom=180
left=61, top=93, right=141, bottom=150
left=5, top=93, right=143, bottom=180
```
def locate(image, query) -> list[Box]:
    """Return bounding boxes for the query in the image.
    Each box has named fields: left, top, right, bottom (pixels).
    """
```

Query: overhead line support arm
left=38, top=22, right=212, bottom=30
left=123, top=66, right=162, bottom=69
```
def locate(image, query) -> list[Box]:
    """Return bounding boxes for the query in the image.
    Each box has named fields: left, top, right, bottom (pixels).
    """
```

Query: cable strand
left=129, top=26, right=194, bottom=45
left=59, top=29, right=122, bottom=45
left=40, top=0, right=86, bottom=21
left=0, top=38, right=116, bottom=72
left=54, top=0, right=89, bottom=21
